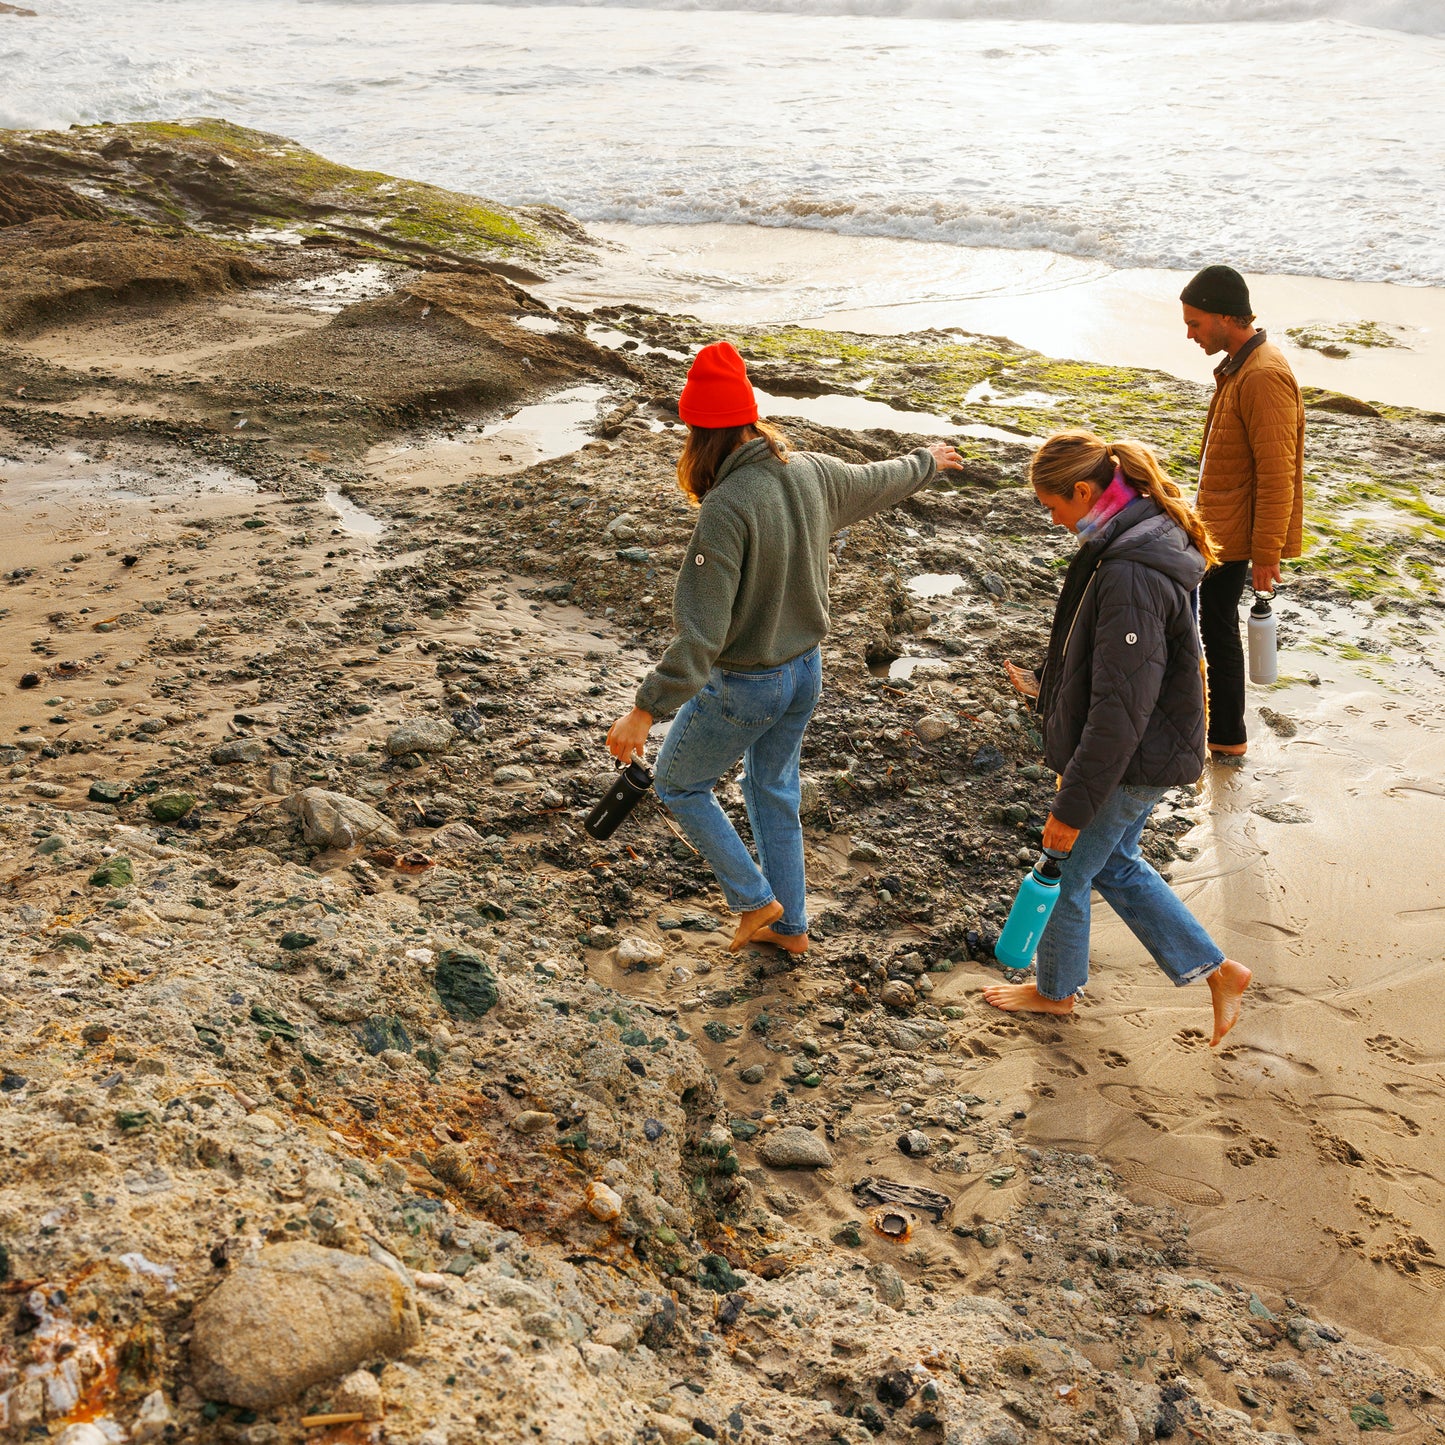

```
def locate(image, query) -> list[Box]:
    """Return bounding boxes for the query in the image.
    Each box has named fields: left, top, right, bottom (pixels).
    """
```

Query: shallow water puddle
left=753, top=387, right=954, bottom=435
left=874, top=654, right=951, bottom=681
left=482, top=385, right=611, bottom=458
left=266, top=263, right=401, bottom=313
left=964, top=379, right=1062, bottom=409
left=907, top=572, right=967, bottom=599
left=585, top=324, right=690, bottom=362
left=514, top=314, right=564, bottom=335
left=0, top=448, right=257, bottom=510
left=366, top=384, right=613, bottom=488
left=324, top=489, right=386, bottom=537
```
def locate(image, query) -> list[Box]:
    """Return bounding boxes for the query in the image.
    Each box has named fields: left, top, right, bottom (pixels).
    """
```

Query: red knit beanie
left=678, top=341, right=759, bottom=429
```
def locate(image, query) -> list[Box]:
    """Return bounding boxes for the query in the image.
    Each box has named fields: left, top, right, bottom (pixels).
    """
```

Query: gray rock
left=757, top=1125, right=833, bottom=1170
left=386, top=718, right=457, bottom=757
left=212, top=738, right=266, bottom=765
left=189, top=1242, right=420, bottom=1408
left=492, top=764, right=535, bottom=785
left=738, top=1064, right=767, bottom=1084
left=799, top=774, right=823, bottom=818
left=281, top=788, right=403, bottom=850
left=865, top=1260, right=907, bottom=1309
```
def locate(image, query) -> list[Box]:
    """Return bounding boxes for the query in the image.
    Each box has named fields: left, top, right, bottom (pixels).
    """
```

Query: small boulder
left=386, top=718, right=457, bottom=757
left=434, top=949, right=499, bottom=1019
left=757, top=1125, right=833, bottom=1170
left=189, top=1242, right=420, bottom=1409
left=89, top=857, right=133, bottom=888
left=282, top=788, right=402, bottom=850
left=914, top=712, right=955, bottom=744
left=616, top=937, right=664, bottom=969
left=331, top=1368, right=384, bottom=1421
left=147, top=792, right=195, bottom=823
left=211, top=739, right=266, bottom=765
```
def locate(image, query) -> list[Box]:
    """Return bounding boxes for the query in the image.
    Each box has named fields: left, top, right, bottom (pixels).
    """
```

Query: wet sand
left=938, top=618, right=1445, bottom=1376
left=542, top=223, right=1445, bottom=412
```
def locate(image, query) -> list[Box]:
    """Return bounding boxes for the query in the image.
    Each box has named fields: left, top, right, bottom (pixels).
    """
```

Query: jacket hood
left=1094, top=497, right=1207, bottom=591
left=715, top=436, right=777, bottom=487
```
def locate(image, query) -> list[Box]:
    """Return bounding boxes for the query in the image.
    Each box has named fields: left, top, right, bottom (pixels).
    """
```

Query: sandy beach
left=542, top=224, right=1445, bottom=414
left=1, top=119, right=1443, bottom=1442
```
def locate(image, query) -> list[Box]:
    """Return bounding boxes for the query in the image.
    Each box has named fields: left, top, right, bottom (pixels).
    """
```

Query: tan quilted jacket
left=1196, top=338, right=1305, bottom=566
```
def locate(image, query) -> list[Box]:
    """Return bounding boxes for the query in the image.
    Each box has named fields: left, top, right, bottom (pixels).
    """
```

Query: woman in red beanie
left=608, top=341, right=963, bottom=954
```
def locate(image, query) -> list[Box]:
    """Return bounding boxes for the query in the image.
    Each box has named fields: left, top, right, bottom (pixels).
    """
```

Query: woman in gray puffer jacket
left=984, top=431, right=1251, bottom=1048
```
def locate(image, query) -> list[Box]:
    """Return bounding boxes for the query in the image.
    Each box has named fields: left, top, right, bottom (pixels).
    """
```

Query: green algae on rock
left=0, top=118, right=592, bottom=275
left=615, top=312, right=1445, bottom=604
left=1287, top=319, right=1408, bottom=357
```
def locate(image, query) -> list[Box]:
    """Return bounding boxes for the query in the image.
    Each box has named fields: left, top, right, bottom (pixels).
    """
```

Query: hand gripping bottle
left=584, top=760, right=653, bottom=840
left=994, top=848, right=1069, bottom=970
left=1247, top=591, right=1278, bottom=685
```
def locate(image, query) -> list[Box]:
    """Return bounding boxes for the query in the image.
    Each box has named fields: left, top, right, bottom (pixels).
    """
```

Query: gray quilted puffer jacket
left=1040, top=499, right=1207, bottom=830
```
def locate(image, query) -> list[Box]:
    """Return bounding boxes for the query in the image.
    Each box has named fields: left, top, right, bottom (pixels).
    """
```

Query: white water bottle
left=1247, top=592, right=1277, bottom=685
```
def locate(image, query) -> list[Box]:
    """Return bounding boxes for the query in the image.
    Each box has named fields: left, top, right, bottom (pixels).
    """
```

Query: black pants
left=1198, top=560, right=1250, bottom=747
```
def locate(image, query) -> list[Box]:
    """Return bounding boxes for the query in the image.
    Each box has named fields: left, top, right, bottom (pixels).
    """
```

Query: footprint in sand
left=1365, top=1033, right=1424, bottom=1065
left=1217, top=1043, right=1320, bottom=1080
left=1100, top=1049, right=1129, bottom=1070
left=1173, top=1027, right=1208, bottom=1051
left=1113, top=1160, right=1225, bottom=1206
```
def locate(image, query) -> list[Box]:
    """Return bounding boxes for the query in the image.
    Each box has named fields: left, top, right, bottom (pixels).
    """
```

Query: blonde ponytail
left=1029, top=430, right=1218, bottom=568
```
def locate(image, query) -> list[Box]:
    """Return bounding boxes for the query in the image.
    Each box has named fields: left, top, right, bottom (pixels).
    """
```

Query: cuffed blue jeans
left=1036, top=783, right=1224, bottom=1000
left=653, top=647, right=822, bottom=936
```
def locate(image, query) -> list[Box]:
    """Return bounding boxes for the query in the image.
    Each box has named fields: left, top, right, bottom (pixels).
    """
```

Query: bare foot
left=1208, top=960, right=1252, bottom=1046
left=730, top=900, right=784, bottom=952
left=981, top=983, right=1076, bottom=1016
left=1208, top=742, right=1248, bottom=757
left=751, top=926, right=809, bottom=955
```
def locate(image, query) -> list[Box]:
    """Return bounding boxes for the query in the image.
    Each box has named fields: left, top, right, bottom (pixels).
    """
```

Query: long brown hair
left=1029, top=430, right=1218, bottom=567
left=677, top=420, right=790, bottom=505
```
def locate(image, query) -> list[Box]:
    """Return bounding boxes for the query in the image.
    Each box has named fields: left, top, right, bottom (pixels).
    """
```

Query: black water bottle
left=584, top=760, right=653, bottom=840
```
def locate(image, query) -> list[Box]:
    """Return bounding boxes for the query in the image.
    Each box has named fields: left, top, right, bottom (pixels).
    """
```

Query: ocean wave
left=569, top=192, right=1442, bottom=286
left=316, top=0, right=1445, bottom=34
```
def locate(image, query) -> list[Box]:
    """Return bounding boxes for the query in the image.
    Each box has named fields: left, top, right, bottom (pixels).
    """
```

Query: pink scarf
left=1075, top=469, right=1139, bottom=540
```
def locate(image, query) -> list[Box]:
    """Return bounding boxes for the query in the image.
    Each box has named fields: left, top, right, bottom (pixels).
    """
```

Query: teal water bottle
left=994, top=848, right=1069, bottom=970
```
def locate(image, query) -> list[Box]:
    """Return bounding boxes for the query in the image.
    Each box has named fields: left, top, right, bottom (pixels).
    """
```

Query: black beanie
left=1180, top=264, right=1252, bottom=317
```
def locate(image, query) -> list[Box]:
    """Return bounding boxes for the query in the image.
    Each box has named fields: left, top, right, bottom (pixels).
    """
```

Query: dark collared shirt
left=1214, top=328, right=1267, bottom=380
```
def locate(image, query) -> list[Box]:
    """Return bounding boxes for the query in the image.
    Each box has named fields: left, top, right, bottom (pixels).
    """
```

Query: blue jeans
left=654, top=647, right=822, bottom=936
left=1035, top=783, right=1224, bottom=1000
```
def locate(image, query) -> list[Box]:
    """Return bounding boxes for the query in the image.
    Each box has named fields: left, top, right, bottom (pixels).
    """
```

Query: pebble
left=331, top=1368, right=385, bottom=1420
left=585, top=1180, right=623, bottom=1221
left=386, top=717, right=457, bottom=757
left=756, top=1126, right=833, bottom=1170
left=281, top=787, right=403, bottom=849
left=212, top=738, right=267, bottom=765
left=915, top=712, right=955, bottom=743
left=493, top=763, right=535, bottom=784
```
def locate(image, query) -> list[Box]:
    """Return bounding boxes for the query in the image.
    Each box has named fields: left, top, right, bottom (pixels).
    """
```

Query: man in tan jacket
left=1181, top=265, right=1304, bottom=757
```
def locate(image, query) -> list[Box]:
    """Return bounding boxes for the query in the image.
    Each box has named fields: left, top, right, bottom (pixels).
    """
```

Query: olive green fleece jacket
left=635, top=438, right=938, bottom=719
